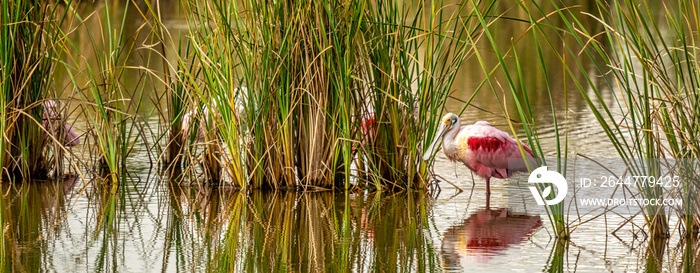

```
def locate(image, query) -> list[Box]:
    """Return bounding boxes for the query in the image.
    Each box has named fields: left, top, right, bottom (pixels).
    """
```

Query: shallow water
left=4, top=167, right=693, bottom=272
left=5, top=0, right=695, bottom=272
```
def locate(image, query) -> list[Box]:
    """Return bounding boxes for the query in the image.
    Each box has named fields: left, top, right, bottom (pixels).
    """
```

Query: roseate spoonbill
left=43, top=100, right=80, bottom=147
left=174, top=88, right=249, bottom=143
left=422, top=113, right=536, bottom=195
left=353, top=101, right=418, bottom=152
left=179, top=106, right=208, bottom=142
left=360, top=112, right=376, bottom=141
left=352, top=110, right=376, bottom=152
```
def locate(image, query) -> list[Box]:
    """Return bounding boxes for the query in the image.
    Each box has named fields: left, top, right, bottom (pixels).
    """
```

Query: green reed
left=132, top=0, right=207, bottom=179
left=60, top=2, right=149, bottom=184
left=159, top=40, right=200, bottom=175
left=544, top=240, right=566, bottom=272
left=144, top=3, right=187, bottom=168
left=460, top=0, right=572, bottom=238
left=469, top=0, right=699, bottom=240
left=0, top=1, right=72, bottom=180
left=600, top=0, right=698, bottom=238
left=682, top=236, right=700, bottom=272
left=645, top=237, right=668, bottom=272
left=537, top=0, right=700, bottom=238
left=363, top=0, right=480, bottom=190
left=177, top=1, right=246, bottom=186
left=178, top=0, right=480, bottom=189
left=163, top=59, right=187, bottom=167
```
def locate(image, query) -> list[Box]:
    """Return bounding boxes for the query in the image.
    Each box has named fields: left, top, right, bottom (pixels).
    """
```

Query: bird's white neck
left=441, top=118, right=461, bottom=160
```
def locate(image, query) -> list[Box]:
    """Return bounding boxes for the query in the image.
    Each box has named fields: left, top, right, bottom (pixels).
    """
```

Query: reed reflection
left=645, top=237, right=667, bottom=272
left=214, top=191, right=440, bottom=272
left=163, top=175, right=238, bottom=272
left=0, top=176, right=79, bottom=272
left=682, top=236, right=700, bottom=272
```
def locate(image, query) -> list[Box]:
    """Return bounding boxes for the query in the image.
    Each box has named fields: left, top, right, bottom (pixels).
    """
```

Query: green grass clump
left=59, top=2, right=152, bottom=185
left=179, top=0, right=483, bottom=190
left=500, top=0, right=700, bottom=239
left=0, top=1, right=79, bottom=181
left=546, top=0, right=700, bottom=238
left=593, top=0, right=700, bottom=238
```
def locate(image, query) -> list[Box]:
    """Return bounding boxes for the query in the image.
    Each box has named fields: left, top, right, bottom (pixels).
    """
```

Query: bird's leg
left=470, top=172, right=475, bottom=190
left=485, top=177, right=491, bottom=208
left=485, top=177, right=491, bottom=195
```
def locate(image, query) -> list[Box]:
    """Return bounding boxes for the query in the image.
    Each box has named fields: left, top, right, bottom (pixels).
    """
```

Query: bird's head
left=43, top=100, right=59, bottom=118
left=423, top=113, right=460, bottom=161
left=441, top=113, right=459, bottom=130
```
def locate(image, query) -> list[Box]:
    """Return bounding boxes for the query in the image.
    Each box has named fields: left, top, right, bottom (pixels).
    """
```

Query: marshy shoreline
left=1, top=0, right=699, bottom=271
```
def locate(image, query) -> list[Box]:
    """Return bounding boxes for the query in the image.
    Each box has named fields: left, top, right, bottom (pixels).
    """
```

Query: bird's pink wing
left=462, top=124, right=535, bottom=177
left=64, top=124, right=80, bottom=146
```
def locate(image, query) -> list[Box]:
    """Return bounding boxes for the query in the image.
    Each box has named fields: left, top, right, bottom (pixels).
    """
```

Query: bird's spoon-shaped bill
left=422, top=124, right=447, bottom=161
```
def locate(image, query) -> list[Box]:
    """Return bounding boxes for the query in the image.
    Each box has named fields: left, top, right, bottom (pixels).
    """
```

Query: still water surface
left=4, top=1, right=694, bottom=272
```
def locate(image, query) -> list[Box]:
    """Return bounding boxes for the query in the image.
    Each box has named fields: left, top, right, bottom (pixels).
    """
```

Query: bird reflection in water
left=441, top=208, right=541, bottom=266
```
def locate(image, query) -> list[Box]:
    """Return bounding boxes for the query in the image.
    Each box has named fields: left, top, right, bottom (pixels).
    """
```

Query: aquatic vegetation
left=458, top=0, right=574, bottom=238
left=464, top=0, right=698, bottom=239
left=3, top=0, right=700, bottom=263
left=533, top=0, right=700, bottom=238
left=591, top=0, right=700, bottom=238
left=162, top=49, right=191, bottom=168
left=176, top=0, right=483, bottom=190
left=0, top=0, right=75, bottom=180
left=59, top=1, right=154, bottom=184
left=358, top=0, right=480, bottom=190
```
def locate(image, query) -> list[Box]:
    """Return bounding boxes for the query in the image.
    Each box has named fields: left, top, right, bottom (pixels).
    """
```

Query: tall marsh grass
left=540, top=0, right=700, bottom=238
left=4, top=0, right=699, bottom=248
left=475, top=0, right=700, bottom=239
left=0, top=1, right=72, bottom=180
left=469, top=0, right=699, bottom=239
left=177, top=0, right=487, bottom=190
left=592, top=0, right=700, bottom=238
left=59, top=2, right=154, bottom=184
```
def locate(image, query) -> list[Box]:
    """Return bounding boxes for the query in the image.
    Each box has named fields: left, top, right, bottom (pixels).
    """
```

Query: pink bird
left=179, top=107, right=208, bottom=142
left=353, top=111, right=376, bottom=152
left=423, top=113, right=536, bottom=195
left=360, top=113, right=376, bottom=141
left=354, top=101, right=418, bottom=152
left=173, top=88, right=249, bottom=143
left=42, top=100, right=80, bottom=147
